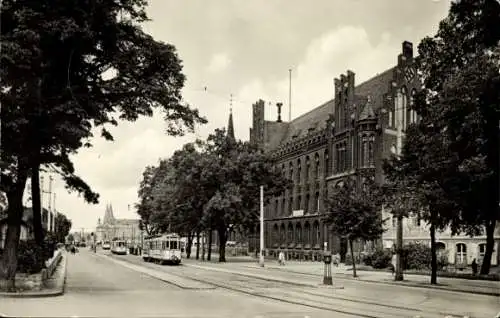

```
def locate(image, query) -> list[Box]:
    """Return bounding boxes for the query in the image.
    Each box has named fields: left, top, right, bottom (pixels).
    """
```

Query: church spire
left=227, top=94, right=235, bottom=141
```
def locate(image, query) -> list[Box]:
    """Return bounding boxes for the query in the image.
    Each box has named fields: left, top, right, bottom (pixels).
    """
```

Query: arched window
left=304, top=222, right=311, bottom=245
left=368, top=136, right=375, bottom=166
left=297, top=158, right=301, bottom=183
left=312, top=221, right=320, bottom=246
left=273, top=224, right=279, bottom=244
left=296, top=224, right=302, bottom=244
left=314, top=153, right=320, bottom=180
left=401, top=87, right=408, bottom=129
left=280, top=224, right=286, bottom=244
left=362, top=135, right=368, bottom=167
left=297, top=195, right=302, bottom=211
left=324, top=149, right=329, bottom=176
left=289, top=162, right=293, bottom=180
left=282, top=198, right=286, bottom=216
left=315, top=192, right=320, bottom=213
left=287, top=224, right=293, bottom=243
left=305, top=194, right=310, bottom=214
left=396, top=89, right=403, bottom=130
left=305, top=156, right=310, bottom=183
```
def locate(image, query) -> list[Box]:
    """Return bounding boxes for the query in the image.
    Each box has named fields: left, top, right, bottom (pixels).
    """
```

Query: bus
left=111, top=240, right=127, bottom=255
left=142, top=233, right=181, bottom=265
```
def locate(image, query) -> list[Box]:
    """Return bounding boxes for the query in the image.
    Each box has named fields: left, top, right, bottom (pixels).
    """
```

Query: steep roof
left=271, top=67, right=394, bottom=149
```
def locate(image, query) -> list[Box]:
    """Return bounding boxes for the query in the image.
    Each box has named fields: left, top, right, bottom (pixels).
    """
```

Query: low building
left=382, top=209, right=500, bottom=267
left=95, top=204, right=141, bottom=244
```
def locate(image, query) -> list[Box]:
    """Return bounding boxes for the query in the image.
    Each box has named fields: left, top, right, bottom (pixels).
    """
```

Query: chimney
left=402, top=41, right=413, bottom=59
left=276, top=102, right=283, bottom=122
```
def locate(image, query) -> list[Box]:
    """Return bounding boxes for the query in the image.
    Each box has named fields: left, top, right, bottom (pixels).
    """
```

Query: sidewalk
left=0, top=251, right=67, bottom=298
left=182, top=256, right=500, bottom=297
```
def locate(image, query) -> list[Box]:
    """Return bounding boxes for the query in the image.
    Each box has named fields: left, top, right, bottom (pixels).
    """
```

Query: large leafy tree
left=0, top=0, right=206, bottom=286
left=324, top=173, right=384, bottom=277
left=202, top=129, right=290, bottom=262
left=415, top=0, right=500, bottom=274
left=383, top=123, right=460, bottom=284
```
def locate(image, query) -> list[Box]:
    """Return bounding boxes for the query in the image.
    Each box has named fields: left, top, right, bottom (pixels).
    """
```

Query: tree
left=0, top=0, right=206, bottom=286
left=201, top=129, right=290, bottom=262
left=54, top=213, right=72, bottom=244
left=415, top=0, right=500, bottom=275
left=383, top=123, right=460, bottom=284
left=324, top=174, right=384, bottom=277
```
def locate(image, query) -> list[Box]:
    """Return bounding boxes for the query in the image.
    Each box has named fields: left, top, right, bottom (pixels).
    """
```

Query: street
left=2, top=250, right=498, bottom=318
left=0, top=250, right=348, bottom=318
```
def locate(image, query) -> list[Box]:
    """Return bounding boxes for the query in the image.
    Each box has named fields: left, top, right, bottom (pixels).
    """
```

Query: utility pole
left=259, top=185, right=265, bottom=267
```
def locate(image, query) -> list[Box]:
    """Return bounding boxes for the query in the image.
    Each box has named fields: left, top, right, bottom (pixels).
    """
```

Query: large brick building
left=248, top=41, right=420, bottom=261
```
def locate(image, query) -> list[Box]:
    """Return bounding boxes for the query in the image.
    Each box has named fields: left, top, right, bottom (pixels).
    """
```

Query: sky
left=31, top=0, right=452, bottom=233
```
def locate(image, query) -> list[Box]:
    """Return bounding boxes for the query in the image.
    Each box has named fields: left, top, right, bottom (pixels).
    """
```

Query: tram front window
left=170, top=241, right=178, bottom=249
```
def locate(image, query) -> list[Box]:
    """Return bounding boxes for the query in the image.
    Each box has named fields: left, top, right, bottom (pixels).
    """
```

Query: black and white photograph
left=0, top=0, right=499, bottom=317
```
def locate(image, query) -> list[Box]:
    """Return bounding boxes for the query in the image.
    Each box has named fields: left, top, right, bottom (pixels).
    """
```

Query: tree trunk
left=430, top=221, right=437, bottom=285
left=195, top=231, right=200, bottom=260
left=31, top=164, right=44, bottom=245
left=207, top=229, right=213, bottom=261
left=186, top=233, right=193, bottom=259
left=395, top=215, right=404, bottom=281
left=0, top=169, right=29, bottom=290
left=349, top=239, right=357, bottom=278
left=218, top=227, right=227, bottom=263
left=201, top=231, right=206, bottom=261
left=480, top=219, right=496, bottom=275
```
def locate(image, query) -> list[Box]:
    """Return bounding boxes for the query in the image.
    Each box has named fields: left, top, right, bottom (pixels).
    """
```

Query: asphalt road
left=0, top=250, right=352, bottom=318
left=104, top=252, right=499, bottom=318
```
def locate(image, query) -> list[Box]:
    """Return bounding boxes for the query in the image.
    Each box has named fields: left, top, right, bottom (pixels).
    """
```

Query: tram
left=142, top=233, right=182, bottom=265
left=111, top=240, right=128, bottom=255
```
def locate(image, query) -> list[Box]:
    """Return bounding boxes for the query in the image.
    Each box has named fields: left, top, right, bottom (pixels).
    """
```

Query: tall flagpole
left=259, top=185, right=265, bottom=267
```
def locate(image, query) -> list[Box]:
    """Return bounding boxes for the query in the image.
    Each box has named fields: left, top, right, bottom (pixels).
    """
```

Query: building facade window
left=296, top=224, right=302, bottom=244
left=324, top=149, right=329, bottom=176
left=314, top=153, right=320, bottom=180
left=287, top=224, right=293, bottom=243
left=305, top=156, right=310, bottom=183
left=297, top=195, right=301, bottom=211
left=315, top=192, right=320, bottom=213
left=456, top=243, right=467, bottom=265
left=297, top=159, right=301, bottom=183
left=368, top=136, right=374, bottom=166
left=305, top=194, right=310, bottom=214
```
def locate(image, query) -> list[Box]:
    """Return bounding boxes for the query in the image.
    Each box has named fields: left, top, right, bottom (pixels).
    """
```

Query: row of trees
left=136, top=129, right=290, bottom=262
left=0, top=0, right=205, bottom=289
left=325, top=0, right=499, bottom=282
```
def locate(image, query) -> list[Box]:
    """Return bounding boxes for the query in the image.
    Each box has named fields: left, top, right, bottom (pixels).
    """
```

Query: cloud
left=207, top=53, right=232, bottom=73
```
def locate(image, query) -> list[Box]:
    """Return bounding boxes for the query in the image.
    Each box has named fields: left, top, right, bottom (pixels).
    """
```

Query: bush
left=16, top=238, right=55, bottom=274
left=17, top=240, right=47, bottom=274
left=345, top=253, right=361, bottom=265
left=371, top=250, right=393, bottom=269
left=402, top=242, right=432, bottom=270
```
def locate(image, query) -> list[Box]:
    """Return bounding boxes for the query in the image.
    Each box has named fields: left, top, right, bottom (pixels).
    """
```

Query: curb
left=262, top=266, right=500, bottom=297
left=0, top=253, right=67, bottom=299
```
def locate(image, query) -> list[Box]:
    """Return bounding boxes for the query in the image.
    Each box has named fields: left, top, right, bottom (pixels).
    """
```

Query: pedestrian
left=471, top=258, right=478, bottom=276
left=278, top=251, right=285, bottom=266
left=391, top=253, right=397, bottom=276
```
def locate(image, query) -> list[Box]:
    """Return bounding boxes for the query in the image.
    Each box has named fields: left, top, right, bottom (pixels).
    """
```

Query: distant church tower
left=103, top=203, right=115, bottom=224
left=227, top=107, right=235, bottom=141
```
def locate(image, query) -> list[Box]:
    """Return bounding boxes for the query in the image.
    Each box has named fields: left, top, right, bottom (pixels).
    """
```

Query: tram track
left=103, top=253, right=475, bottom=318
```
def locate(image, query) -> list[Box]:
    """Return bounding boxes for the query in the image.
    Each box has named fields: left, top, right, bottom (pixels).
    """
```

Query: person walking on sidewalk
left=278, top=251, right=285, bottom=266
